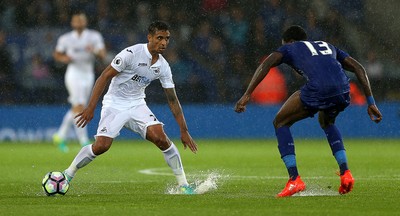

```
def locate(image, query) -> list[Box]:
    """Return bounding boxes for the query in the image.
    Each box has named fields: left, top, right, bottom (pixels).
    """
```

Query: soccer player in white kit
left=52, top=12, right=106, bottom=153
left=63, top=21, right=198, bottom=194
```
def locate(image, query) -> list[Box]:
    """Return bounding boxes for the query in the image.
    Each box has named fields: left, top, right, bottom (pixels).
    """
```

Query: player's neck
left=151, top=54, right=159, bottom=65
left=75, top=28, right=85, bottom=37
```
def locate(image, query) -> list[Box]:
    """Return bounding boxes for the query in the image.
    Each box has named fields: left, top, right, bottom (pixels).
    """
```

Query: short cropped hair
left=148, top=21, right=169, bottom=35
left=282, top=25, right=307, bottom=42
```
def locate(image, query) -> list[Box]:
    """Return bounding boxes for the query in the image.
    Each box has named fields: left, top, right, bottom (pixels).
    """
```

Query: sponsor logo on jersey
left=138, top=63, right=148, bottom=66
left=113, top=57, right=122, bottom=66
left=131, top=74, right=151, bottom=85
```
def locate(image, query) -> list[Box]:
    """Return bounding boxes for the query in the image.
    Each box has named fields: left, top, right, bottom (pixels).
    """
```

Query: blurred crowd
left=0, top=0, right=397, bottom=105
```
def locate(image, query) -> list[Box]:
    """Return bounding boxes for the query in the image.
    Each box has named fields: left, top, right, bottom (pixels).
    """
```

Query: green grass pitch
left=0, top=139, right=399, bottom=216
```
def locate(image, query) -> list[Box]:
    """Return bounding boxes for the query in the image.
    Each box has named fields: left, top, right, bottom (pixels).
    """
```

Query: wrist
left=367, top=96, right=375, bottom=106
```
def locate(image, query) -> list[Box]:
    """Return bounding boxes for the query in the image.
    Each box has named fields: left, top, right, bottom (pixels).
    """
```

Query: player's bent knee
left=148, top=134, right=170, bottom=151
left=273, top=117, right=285, bottom=129
left=92, top=136, right=113, bottom=155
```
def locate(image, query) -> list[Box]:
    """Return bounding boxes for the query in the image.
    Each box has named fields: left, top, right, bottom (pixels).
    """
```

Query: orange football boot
left=277, top=176, right=306, bottom=197
left=339, top=170, right=354, bottom=194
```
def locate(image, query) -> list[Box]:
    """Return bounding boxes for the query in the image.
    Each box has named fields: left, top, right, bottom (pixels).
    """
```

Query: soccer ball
left=42, top=171, right=70, bottom=196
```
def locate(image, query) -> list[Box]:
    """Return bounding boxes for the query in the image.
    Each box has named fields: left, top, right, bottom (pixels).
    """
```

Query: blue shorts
left=300, top=92, right=350, bottom=118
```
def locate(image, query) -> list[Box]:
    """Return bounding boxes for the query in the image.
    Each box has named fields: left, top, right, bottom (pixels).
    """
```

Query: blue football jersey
left=276, top=41, right=350, bottom=99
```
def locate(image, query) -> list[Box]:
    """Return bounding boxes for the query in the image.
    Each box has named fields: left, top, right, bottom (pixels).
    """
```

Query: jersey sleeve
left=110, top=49, right=134, bottom=72
left=276, top=45, right=291, bottom=64
left=55, top=35, right=67, bottom=53
left=334, top=46, right=350, bottom=62
left=159, top=64, right=175, bottom=88
left=92, top=31, right=105, bottom=53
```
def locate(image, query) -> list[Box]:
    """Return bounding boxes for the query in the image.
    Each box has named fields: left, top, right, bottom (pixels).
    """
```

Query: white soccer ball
left=42, top=171, right=70, bottom=196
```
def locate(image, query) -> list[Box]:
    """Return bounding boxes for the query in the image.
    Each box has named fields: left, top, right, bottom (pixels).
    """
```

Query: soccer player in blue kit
left=235, top=25, right=382, bottom=197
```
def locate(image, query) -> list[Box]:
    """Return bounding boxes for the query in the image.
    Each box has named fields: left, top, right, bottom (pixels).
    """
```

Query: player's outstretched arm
left=53, top=51, right=72, bottom=64
left=164, top=87, right=198, bottom=153
left=75, top=65, right=118, bottom=128
left=234, top=52, right=282, bottom=113
left=341, top=56, right=382, bottom=123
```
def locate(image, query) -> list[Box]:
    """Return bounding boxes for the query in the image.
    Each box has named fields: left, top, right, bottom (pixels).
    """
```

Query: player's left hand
left=367, top=104, right=382, bottom=123
left=181, top=131, right=198, bottom=153
left=234, top=94, right=251, bottom=113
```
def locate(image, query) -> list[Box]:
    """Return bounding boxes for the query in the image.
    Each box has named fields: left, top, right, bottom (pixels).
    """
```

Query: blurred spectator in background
left=24, top=53, right=53, bottom=87
left=248, top=16, right=269, bottom=62
left=365, top=50, right=384, bottom=100
left=227, top=50, right=248, bottom=102
left=135, top=2, right=152, bottom=32
left=222, top=6, right=249, bottom=50
left=208, top=36, right=228, bottom=101
left=0, top=30, right=15, bottom=103
left=164, top=47, right=196, bottom=102
left=304, top=9, right=324, bottom=41
left=0, top=0, right=397, bottom=104
left=21, top=53, right=57, bottom=103
left=192, top=19, right=213, bottom=56
left=260, top=0, right=285, bottom=51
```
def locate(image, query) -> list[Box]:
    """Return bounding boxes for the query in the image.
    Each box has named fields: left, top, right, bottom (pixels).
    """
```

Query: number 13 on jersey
left=302, top=41, right=333, bottom=56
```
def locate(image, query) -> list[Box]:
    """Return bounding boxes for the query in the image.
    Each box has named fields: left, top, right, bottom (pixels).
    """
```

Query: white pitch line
left=138, top=167, right=400, bottom=181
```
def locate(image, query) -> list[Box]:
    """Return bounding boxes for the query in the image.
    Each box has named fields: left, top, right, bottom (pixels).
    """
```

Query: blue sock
left=334, top=150, right=349, bottom=175
left=282, top=155, right=298, bottom=180
left=324, top=125, right=348, bottom=175
left=276, top=126, right=298, bottom=180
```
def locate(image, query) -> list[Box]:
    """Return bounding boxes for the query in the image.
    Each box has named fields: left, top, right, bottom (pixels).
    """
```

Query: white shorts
left=95, top=104, right=163, bottom=139
left=65, top=71, right=94, bottom=106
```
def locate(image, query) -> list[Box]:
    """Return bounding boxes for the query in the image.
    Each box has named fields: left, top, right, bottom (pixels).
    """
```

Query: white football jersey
left=55, top=29, right=105, bottom=76
left=103, top=43, right=175, bottom=110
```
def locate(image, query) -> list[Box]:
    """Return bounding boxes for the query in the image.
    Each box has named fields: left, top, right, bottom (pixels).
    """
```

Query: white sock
left=64, top=144, right=96, bottom=178
left=57, top=110, right=74, bottom=139
left=162, top=143, right=188, bottom=186
left=73, top=119, right=89, bottom=146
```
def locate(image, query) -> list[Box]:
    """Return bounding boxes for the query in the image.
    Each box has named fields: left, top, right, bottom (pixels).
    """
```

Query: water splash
left=166, top=170, right=224, bottom=195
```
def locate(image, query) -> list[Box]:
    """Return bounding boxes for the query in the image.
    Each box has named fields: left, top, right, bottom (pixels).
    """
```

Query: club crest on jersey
left=113, top=57, right=122, bottom=66
left=100, top=127, right=107, bottom=133
left=150, top=66, right=160, bottom=75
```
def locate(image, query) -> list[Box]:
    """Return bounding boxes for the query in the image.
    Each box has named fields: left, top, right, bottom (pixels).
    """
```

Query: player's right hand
left=234, top=94, right=251, bottom=113
left=75, top=108, right=95, bottom=128
left=367, top=104, right=382, bottom=123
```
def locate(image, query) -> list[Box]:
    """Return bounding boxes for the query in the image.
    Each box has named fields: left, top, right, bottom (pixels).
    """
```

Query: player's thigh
left=124, top=104, right=165, bottom=140
left=318, top=93, right=350, bottom=128
left=274, top=90, right=311, bottom=128
left=96, top=107, right=130, bottom=138
left=318, top=111, right=336, bottom=129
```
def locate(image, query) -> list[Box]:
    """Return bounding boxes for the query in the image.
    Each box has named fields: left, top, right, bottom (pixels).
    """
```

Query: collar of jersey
left=144, top=43, right=153, bottom=59
left=144, top=43, right=162, bottom=67
left=72, top=29, right=88, bottom=38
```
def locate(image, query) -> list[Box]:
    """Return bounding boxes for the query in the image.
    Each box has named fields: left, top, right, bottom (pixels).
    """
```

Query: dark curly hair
left=148, top=21, right=169, bottom=35
left=282, top=25, right=307, bottom=42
